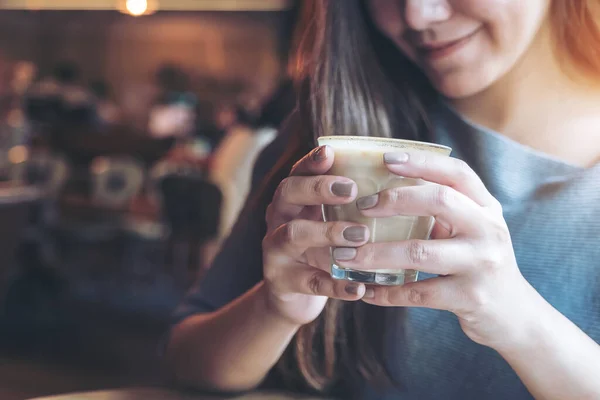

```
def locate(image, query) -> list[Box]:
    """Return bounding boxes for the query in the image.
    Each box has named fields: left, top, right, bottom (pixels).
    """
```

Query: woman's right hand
left=262, top=145, right=370, bottom=326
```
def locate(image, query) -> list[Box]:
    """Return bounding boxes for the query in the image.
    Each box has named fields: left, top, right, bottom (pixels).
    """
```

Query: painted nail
left=312, top=146, right=327, bottom=162
left=364, top=288, right=375, bottom=299
left=357, top=194, right=379, bottom=210
left=333, top=247, right=357, bottom=261
left=345, top=284, right=361, bottom=296
left=331, top=182, right=354, bottom=197
left=384, top=152, right=409, bottom=164
left=343, top=226, right=367, bottom=242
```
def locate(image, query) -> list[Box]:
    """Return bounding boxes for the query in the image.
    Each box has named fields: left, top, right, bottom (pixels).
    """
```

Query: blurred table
left=46, top=124, right=176, bottom=167
left=0, top=183, right=42, bottom=308
left=29, top=388, right=328, bottom=400
left=0, top=183, right=41, bottom=205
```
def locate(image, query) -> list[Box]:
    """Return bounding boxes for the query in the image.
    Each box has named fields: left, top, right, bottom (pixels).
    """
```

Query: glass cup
left=317, top=136, right=452, bottom=285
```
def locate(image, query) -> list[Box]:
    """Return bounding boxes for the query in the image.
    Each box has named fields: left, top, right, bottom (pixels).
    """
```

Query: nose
left=404, top=0, right=452, bottom=30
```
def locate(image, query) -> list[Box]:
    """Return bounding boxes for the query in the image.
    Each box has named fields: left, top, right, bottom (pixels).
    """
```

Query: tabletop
left=0, top=183, right=41, bottom=205
left=29, top=388, right=329, bottom=400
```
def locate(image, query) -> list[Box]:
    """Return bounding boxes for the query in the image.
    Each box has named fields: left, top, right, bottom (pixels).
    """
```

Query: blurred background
left=0, top=1, right=298, bottom=398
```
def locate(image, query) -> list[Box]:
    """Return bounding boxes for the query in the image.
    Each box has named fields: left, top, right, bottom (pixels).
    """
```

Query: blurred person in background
left=2, top=61, right=37, bottom=155
left=26, top=61, right=95, bottom=126
left=52, top=62, right=93, bottom=115
left=148, top=64, right=198, bottom=139
left=205, top=0, right=300, bottom=257
left=168, top=1, right=600, bottom=400
left=204, top=103, right=238, bottom=150
left=89, top=79, right=121, bottom=128
left=248, top=76, right=295, bottom=186
left=203, top=102, right=280, bottom=268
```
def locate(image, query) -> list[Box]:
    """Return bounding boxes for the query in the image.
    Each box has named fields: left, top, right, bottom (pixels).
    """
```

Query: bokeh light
left=125, top=0, right=147, bottom=16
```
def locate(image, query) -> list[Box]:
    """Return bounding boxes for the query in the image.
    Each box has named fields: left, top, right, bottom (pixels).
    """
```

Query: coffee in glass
left=317, top=136, right=452, bottom=285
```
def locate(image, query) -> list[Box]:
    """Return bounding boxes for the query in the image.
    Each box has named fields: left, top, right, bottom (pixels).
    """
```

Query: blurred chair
left=6, top=150, right=70, bottom=268
left=23, top=82, right=64, bottom=126
left=9, top=149, right=69, bottom=267
left=90, top=156, right=145, bottom=208
left=10, top=150, right=70, bottom=197
left=155, top=169, right=222, bottom=287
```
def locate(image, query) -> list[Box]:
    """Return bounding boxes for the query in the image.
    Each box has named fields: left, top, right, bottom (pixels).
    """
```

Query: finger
left=270, top=175, right=357, bottom=225
left=297, top=205, right=324, bottom=222
left=357, top=184, right=485, bottom=236
left=362, top=276, right=461, bottom=311
left=332, top=239, right=473, bottom=275
left=430, top=221, right=452, bottom=240
left=267, top=204, right=322, bottom=232
left=305, top=246, right=336, bottom=272
left=277, top=267, right=366, bottom=301
left=290, top=146, right=334, bottom=176
left=383, top=151, right=498, bottom=208
left=265, top=220, right=369, bottom=260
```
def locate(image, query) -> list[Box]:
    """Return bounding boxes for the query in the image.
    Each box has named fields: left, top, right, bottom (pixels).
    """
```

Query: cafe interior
left=0, top=0, right=297, bottom=398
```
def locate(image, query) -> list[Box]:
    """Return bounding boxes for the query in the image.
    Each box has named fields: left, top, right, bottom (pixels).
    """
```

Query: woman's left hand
left=334, top=150, right=540, bottom=351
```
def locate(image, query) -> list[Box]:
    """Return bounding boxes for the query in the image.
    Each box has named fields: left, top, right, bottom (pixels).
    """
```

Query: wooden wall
left=0, top=10, right=287, bottom=103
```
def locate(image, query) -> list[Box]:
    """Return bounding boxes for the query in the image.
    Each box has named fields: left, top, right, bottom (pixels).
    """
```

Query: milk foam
left=317, top=136, right=451, bottom=154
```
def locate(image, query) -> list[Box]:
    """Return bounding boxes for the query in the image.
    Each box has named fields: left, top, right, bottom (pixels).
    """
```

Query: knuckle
left=309, top=176, right=327, bottom=196
left=281, top=220, right=305, bottom=245
left=465, top=286, right=490, bottom=311
left=433, top=185, right=454, bottom=208
left=323, top=223, right=337, bottom=243
left=262, top=259, right=278, bottom=283
left=479, top=248, right=502, bottom=271
left=407, top=287, right=429, bottom=306
left=307, top=272, right=324, bottom=295
left=275, top=178, right=292, bottom=201
left=489, top=219, right=511, bottom=244
left=453, top=158, right=473, bottom=179
left=406, top=241, right=429, bottom=265
left=382, top=187, right=401, bottom=205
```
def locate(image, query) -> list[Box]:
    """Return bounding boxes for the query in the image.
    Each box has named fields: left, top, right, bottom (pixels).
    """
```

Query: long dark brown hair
left=256, top=0, right=600, bottom=396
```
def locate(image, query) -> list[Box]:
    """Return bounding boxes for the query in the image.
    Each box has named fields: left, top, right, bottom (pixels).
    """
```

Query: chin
left=425, top=66, right=499, bottom=100
left=435, top=80, right=484, bottom=99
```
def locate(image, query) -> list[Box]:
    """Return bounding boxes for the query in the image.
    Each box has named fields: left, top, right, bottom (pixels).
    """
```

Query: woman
left=167, top=1, right=600, bottom=399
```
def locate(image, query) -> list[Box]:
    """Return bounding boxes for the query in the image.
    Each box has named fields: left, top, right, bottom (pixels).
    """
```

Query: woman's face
left=367, top=0, right=552, bottom=98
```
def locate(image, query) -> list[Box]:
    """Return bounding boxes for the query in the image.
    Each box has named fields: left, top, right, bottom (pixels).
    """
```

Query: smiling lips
left=415, top=28, right=481, bottom=61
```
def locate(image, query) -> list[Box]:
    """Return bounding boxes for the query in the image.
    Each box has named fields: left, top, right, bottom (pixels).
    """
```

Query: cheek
left=367, top=0, right=417, bottom=61
left=367, top=0, right=405, bottom=39
left=436, top=1, right=549, bottom=97
left=456, top=0, right=544, bottom=47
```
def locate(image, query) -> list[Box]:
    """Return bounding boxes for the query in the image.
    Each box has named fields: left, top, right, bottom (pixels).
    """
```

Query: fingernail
left=331, top=182, right=354, bottom=197
left=364, top=288, right=375, bottom=299
left=345, top=284, right=361, bottom=296
left=312, top=146, right=327, bottom=162
left=384, top=152, right=409, bottom=164
left=333, top=247, right=357, bottom=261
left=343, top=226, right=367, bottom=242
left=357, top=194, right=378, bottom=210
